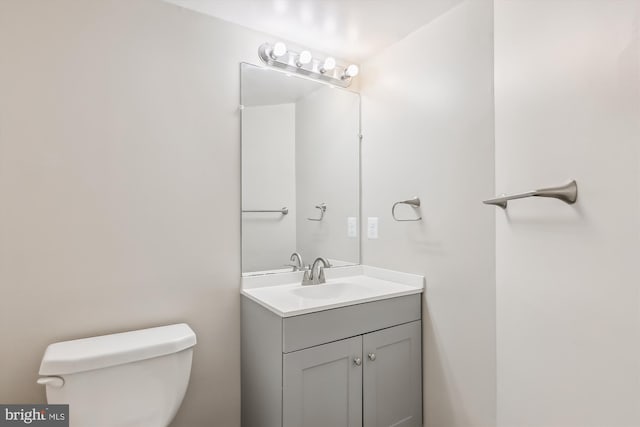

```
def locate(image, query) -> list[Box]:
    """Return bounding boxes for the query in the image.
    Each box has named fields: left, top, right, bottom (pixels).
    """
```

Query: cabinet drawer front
left=283, top=294, right=421, bottom=353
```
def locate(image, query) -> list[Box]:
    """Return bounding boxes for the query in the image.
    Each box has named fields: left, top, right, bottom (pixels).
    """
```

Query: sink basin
left=241, top=268, right=424, bottom=317
left=291, top=282, right=369, bottom=300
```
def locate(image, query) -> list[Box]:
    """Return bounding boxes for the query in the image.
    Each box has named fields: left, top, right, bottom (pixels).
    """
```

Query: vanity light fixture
left=296, top=50, right=312, bottom=67
left=320, top=57, right=336, bottom=73
left=342, top=64, right=359, bottom=79
left=269, top=42, right=287, bottom=59
left=258, top=41, right=359, bottom=88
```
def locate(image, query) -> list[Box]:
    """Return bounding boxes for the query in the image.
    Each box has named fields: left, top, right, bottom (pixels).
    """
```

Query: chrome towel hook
left=392, top=197, right=422, bottom=221
left=307, top=203, right=327, bottom=221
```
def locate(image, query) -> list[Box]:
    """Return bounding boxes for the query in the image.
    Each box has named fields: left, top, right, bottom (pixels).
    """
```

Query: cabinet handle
left=368, top=353, right=376, bottom=361
left=353, top=357, right=362, bottom=366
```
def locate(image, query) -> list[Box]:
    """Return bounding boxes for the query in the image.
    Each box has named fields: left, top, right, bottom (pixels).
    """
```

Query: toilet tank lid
left=39, top=323, right=196, bottom=376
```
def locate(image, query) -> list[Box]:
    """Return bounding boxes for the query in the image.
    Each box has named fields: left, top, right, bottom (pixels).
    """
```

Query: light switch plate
left=367, top=217, right=379, bottom=239
left=347, top=217, right=357, bottom=238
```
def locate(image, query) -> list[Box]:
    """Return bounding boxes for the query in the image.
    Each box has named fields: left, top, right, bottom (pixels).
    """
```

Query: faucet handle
left=289, top=252, right=304, bottom=269
left=301, top=269, right=313, bottom=286
left=317, top=267, right=326, bottom=284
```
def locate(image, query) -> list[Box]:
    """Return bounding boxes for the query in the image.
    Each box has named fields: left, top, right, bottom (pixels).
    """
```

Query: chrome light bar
left=257, top=42, right=359, bottom=88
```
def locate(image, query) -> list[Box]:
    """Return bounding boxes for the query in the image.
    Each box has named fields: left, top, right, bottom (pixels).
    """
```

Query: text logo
left=0, top=405, right=68, bottom=426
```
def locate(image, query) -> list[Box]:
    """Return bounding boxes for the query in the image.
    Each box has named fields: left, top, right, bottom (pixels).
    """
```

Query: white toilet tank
left=38, top=323, right=196, bottom=427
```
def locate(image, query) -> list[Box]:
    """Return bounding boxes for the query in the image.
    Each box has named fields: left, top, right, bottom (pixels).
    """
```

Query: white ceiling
left=164, top=0, right=463, bottom=62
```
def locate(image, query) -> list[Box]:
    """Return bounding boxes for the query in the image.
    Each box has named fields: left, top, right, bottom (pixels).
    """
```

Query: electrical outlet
left=367, top=217, right=379, bottom=239
left=347, top=217, right=357, bottom=238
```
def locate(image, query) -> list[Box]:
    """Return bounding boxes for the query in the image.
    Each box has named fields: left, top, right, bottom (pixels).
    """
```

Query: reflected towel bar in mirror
left=483, top=180, right=578, bottom=209
left=392, top=197, right=422, bottom=221
left=242, top=207, right=289, bottom=215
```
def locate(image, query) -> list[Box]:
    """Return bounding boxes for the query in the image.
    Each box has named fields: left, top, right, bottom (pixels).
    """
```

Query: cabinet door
left=363, top=321, right=422, bottom=427
left=283, top=336, right=363, bottom=427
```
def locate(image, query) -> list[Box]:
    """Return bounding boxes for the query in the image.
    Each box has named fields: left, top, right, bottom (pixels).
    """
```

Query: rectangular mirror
left=241, top=63, right=360, bottom=275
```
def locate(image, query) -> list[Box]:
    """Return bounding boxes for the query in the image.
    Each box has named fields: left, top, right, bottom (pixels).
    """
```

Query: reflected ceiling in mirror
left=241, top=63, right=360, bottom=275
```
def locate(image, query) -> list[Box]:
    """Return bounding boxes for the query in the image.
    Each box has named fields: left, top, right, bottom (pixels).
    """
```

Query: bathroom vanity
left=239, top=63, right=423, bottom=426
left=241, top=266, right=424, bottom=427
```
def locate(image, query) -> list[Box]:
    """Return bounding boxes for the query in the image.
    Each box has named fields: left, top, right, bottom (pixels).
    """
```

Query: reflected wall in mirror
left=241, top=63, right=360, bottom=274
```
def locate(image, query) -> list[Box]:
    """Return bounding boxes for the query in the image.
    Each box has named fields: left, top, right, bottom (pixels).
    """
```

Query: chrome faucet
left=287, top=252, right=305, bottom=271
left=302, top=257, right=331, bottom=286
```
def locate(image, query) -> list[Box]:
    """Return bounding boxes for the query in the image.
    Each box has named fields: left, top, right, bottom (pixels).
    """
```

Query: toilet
left=37, top=323, right=196, bottom=427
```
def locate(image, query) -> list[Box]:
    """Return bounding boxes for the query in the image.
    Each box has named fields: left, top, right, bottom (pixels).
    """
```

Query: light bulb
left=320, top=57, right=336, bottom=73
left=270, top=42, right=287, bottom=59
left=296, top=50, right=312, bottom=67
left=343, top=64, right=359, bottom=79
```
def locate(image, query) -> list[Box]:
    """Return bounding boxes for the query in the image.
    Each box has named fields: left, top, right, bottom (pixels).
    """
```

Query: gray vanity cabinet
left=363, top=321, right=422, bottom=427
left=241, top=294, right=422, bottom=427
left=283, top=336, right=363, bottom=427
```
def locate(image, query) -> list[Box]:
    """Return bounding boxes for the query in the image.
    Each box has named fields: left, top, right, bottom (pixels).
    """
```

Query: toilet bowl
left=38, top=323, right=196, bottom=427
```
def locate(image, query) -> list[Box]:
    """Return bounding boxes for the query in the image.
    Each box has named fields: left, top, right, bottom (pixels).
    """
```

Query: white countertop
left=241, top=265, right=424, bottom=317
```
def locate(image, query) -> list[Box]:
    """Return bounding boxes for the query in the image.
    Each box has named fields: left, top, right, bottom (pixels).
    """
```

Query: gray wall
left=360, top=1, right=496, bottom=426
left=0, top=1, right=276, bottom=425
left=495, top=1, right=640, bottom=425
